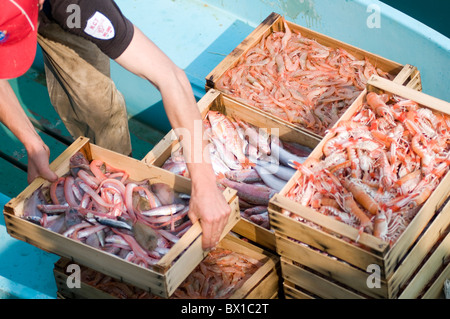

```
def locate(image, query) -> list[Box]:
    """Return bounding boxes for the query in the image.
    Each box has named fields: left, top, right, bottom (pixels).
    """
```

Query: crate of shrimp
left=206, top=12, right=422, bottom=140
left=54, top=234, right=280, bottom=299
left=268, top=75, right=450, bottom=299
left=3, top=137, right=241, bottom=298
left=144, top=89, right=319, bottom=251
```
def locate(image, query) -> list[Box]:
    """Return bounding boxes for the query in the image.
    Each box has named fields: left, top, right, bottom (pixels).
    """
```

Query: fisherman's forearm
left=0, top=80, right=45, bottom=151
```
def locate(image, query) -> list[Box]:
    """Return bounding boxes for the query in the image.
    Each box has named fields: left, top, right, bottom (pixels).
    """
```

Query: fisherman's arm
left=114, top=26, right=231, bottom=250
left=0, top=80, right=57, bottom=183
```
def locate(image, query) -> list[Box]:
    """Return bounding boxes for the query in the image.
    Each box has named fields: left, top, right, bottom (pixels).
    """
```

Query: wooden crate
left=283, top=280, right=315, bottom=299
left=54, top=234, right=280, bottom=299
left=143, top=89, right=320, bottom=251
left=420, top=264, right=449, bottom=299
left=398, top=224, right=449, bottom=299
left=3, top=137, right=240, bottom=298
left=269, top=76, right=450, bottom=299
left=276, top=198, right=450, bottom=299
left=281, top=257, right=367, bottom=299
left=206, top=12, right=422, bottom=139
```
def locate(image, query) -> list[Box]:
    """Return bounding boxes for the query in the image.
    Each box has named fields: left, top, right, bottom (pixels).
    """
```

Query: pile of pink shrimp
left=75, top=247, right=263, bottom=299
left=216, top=18, right=393, bottom=136
left=284, top=92, right=450, bottom=246
left=173, top=247, right=263, bottom=299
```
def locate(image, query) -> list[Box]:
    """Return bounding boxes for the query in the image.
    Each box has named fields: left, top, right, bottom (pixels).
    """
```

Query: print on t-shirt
left=84, top=11, right=115, bottom=40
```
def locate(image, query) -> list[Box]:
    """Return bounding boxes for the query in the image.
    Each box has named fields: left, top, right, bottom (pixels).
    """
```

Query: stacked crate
left=199, top=12, right=422, bottom=253
left=3, top=137, right=240, bottom=298
left=54, top=234, right=280, bottom=300
left=144, top=13, right=450, bottom=298
left=268, top=77, right=450, bottom=299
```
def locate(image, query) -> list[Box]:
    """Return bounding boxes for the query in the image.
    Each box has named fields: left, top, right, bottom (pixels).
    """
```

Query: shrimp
left=340, top=193, right=373, bottom=241
left=373, top=211, right=387, bottom=239
left=411, top=134, right=434, bottom=168
left=342, top=179, right=380, bottom=215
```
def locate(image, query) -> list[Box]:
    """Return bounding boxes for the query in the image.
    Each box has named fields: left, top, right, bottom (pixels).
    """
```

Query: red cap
left=0, top=0, right=39, bottom=79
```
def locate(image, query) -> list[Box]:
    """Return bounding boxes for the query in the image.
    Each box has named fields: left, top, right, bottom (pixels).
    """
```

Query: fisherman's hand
left=26, top=141, right=58, bottom=184
left=188, top=178, right=231, bottom=250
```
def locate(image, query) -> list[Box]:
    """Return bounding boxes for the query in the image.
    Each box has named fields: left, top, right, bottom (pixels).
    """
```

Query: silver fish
left=271, top=137, right=308, bottom=167
left=256, top=159, right=296, bottom=181
left=141, top=204, right=185, bottom=217
left=94, top=217, right=133, bottom=231
left=23, top=189, right=45, bottom=224
left=254, top=165, right=286, bottom=192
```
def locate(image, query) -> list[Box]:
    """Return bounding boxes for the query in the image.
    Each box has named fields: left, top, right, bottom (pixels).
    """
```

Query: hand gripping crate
left=143, top=89, right=320, bottom=252
left=54, top=234, right=280, bottom=299
left=269, top=76, right=450, bottom=299
left=206, top=12, right=422, bottom=140
left=3, top=137, right=240, bottom=298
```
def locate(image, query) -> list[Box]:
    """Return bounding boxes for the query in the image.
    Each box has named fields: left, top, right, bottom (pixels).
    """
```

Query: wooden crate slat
left=398, top=233, right=450, bottom=299
left=421, top=263, right=450, bottom=299
left=281, top=258, right=366, bottom=299
left=389, top=196, right=450, bottom=298
left=283, top=280, right=316, bottom=299
left=275, top=234, right=387, bottom=299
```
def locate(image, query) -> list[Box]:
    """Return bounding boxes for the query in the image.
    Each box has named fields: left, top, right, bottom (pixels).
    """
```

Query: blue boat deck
left=1, top=0, right=449, bottom=299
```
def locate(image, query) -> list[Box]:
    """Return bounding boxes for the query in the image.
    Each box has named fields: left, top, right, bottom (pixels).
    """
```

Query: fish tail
left=288, top=160, right=302, bottom=170
left=242, top=157, right=256, bottom=169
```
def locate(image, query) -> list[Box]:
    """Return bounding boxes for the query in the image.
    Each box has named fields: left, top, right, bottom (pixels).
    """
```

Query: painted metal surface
left=0, top=193, right=58, bottom=299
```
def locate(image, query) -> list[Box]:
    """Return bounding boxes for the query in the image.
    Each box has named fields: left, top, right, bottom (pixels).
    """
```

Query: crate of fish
left=3, top=137, right=240, bottom=298
left=54, top=234, right=280, bottom=299
left=143, top=89, right=319, bottom=251
left=268, top=75, right=450, bottom=299
left=206, top=12, right=422, bottom=139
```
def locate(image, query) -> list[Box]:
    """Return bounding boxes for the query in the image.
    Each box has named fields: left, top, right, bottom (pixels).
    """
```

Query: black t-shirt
left=39, top=0, right=134, bottom=59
